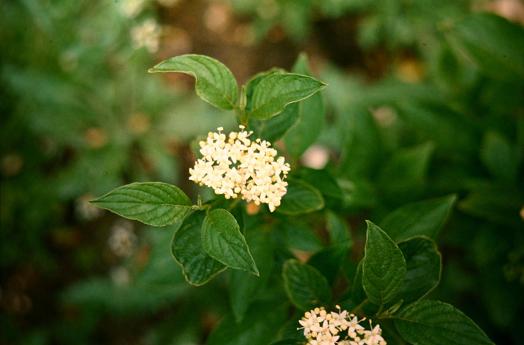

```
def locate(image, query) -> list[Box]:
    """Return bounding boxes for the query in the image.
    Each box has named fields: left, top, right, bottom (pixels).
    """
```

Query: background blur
left=1, top=0, right=523, bottom=344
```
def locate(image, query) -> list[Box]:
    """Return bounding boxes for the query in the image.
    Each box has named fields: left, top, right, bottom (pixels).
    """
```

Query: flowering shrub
left=91, top=53, right=496, bottom=345
left=3, top=1, right=523, bottom=343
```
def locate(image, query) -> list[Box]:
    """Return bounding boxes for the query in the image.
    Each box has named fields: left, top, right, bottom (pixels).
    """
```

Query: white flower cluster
left=299, top=306, right=386, bottom=345
left=189, top=126, right=290, bottom=212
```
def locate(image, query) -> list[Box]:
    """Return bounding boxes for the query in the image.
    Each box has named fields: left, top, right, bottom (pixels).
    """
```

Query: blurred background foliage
left=1, top=0, right=523, bottom=344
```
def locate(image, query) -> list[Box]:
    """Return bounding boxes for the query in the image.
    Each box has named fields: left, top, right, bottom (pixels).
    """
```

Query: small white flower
left=189, top=126, right=290, bottom=212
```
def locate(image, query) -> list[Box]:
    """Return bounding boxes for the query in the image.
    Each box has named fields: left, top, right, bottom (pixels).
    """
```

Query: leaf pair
left=362, top=222, right=442, bottom=306
left=91, top=182, right=258, bottom=285
left=172, top=209, right=259, bottom=286
left=360, top=196, right=494, bottom=344
left=249, top=54, right=326, bottom=157
left=148, top=54, right=326, bottom=121
left=361, top=195, right=457, bottom=306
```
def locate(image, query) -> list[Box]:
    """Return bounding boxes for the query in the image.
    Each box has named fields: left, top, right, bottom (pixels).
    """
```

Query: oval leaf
left=362, top=221, right=406, bottom=306
left=207, top=302, right=288, bottom=345
left=171, top=212, right=226, bottom=286
left=149, top=54, right=238, bottom=110
left=326, top=211, right=351, bottom=246
left=282, top=259, right=331, bottom=311
left=397, top=236, right=441, bottom=303
left=448, top=13, right=524, bottom=80
left=251, top=101, right=300, bottom=142
left=480, top=131, right=518, bottom=182
left=92, top=182, right=192, bottom=227
left=381, top=195, right=457, bottom=242
left=248, top=72, right=326, bottom=120
left=202, top=209, right=259, bottom=275
left=284, top=54, right=325, bottom=157
left=230, top=231, right=274, bottom=322
left=394, top=300, right=494, bottom=345
left=278, top=179, right=324, bottom=215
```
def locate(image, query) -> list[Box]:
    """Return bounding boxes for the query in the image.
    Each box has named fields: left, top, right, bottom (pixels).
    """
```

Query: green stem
left=236, top=85, right=248, bottom=126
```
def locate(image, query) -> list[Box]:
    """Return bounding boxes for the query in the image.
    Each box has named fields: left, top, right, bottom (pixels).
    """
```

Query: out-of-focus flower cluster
left=108, top=220, right=137, bottom=257
left=131, top=19, right=161, bottom=53
left=189, top=126, right=290, bottom=212
left=299, top=306, right=386, bottom=345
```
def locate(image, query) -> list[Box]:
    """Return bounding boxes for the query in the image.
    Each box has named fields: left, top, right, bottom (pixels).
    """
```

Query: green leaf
left=350, top=260, right=366, bottom=306
left=362, top=221, right=406, bottom=306
left=378, top=142, right=434, bottom=203
left=247, top=72, right=326, bottom=120
left=148, top=54, right=238, bottom=110
left=339, top=108, right=383, bottom=179
left=278, top=179, right=324, bottom=215
left=230, top=231, right=274, bottom=322
left=279, top=221, right=324, bottom=253
left=171, top=212, right=226, bottom=286
left=448, top=13, right=524, bottom=80
left=251, top=103, right=300, bottom=142
left=326, top=211, right=351, bottom=246
left=394, top=300, right=494, bottom=345
left=248, top=69, right=300, bottom=141
left=299, top=169, right=344, bottom=204
left=310, top=212, right=352, bottom=283
left=396, top=103, right=478, bottom=155
left=480, top=131, right=518, bottom=182
left=283, top=259, right=331, bottom=310
left=207, top=301, right=288, bottom=345
left=91, top=182, right=192, bottom=227
left=397, top=237, right=441, bottom=303
left=202, top=209, right=259, bottom=275
left=283, top=54, right=325, bottom=157
left=459, top=185, right=522, bottom=227
left=381, top=195, right=457, bottom=242
left=308, top=246, right=347, bottom=284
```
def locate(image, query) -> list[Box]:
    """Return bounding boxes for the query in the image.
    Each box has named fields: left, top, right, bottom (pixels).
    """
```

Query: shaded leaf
left=326, top=211, right=351, bottom=246
left=395, top=300, right=494, bottom=345
left=480, top=131, right=518, bottom=182
left=448, top=13, right=524, bottom=80
left=381, top=195, right=457, bottom=242
left=397, top=237, right=441, bottom=303
left=283, top=259, right=331, bottom=310
left=284, top=54, right=325, bottom=157
left=278, top=179, right=324, bottom=215
left=207, top=301, right=288, bottom=345
left=230, top=230, right=274, bottom=322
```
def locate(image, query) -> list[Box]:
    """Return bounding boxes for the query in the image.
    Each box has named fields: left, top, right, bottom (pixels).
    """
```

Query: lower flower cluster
left=299, top=306, right=386, bottom=345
